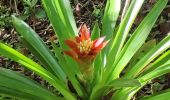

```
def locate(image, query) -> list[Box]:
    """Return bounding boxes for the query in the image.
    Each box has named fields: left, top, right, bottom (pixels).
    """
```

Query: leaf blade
left=12, top=16, right=66, bottom=81
left=0, top=68, right=58, bottom=100
left=0, top=42, right=75, bottom=100
left=111, top=0, right=169, bottom=79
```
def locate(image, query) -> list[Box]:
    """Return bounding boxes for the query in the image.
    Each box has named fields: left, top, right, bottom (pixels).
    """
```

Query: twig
left=14, top=0, right=19, bottom=15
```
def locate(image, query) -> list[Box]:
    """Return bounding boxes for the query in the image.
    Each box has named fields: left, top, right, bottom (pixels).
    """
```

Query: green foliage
left=0, top=0, right=170, bottom=100
left=140, top=89, right=170, bottom=100
left=23, top=0, right=38, bottom=8
left=12, top=15, right=66, bottom=80
left=0, top=68, right=57, bottom=100
left=0, top=5, right=11, bottom=27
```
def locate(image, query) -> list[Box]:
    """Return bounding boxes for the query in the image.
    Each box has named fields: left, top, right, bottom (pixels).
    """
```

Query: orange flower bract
left=64, top=24, right=108, bottom=62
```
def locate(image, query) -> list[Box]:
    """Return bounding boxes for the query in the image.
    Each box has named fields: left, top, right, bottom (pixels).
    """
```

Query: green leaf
left=0, top=42, right=76, bottom=100
left=50, top=40, right=85, bottom=97
left=20, top=37, right=51, bottom=73
left=42, top=0, right=77, bottom=49
left=12, top=16, right=66, bottom=81
left=108, top=78, right=141, bottom=88
left=92, top=53, right=102, bottom=87
left=91, top=22, right=100, bottom=40
left=112, top=62, right=170, bottom=100
left=102, top=0, right=120, bottom=39
left=57, top=0, right=78, bottom=36
left=101, top=0, right=120, bottom=63
left=23, top=0, right=32, bottom=7
left=0, top=68, right=58, bottom=100
left=30, top=0, right=38, bottom=8
left=35, top=9, right=47, bottom=19
left=140, top=89, right=170, bottom=100
left=125, top=34, right=170, bottom=78
left=91, top=22, right=102, bottom=85
left=103, top=0, right=145, bottom=83
left=106, top=0, right=144, bottom=67
left=139, top=63, right=170, bottom=83
left=127, top=39, right=156, bottom=71
left=99, top=79, right=141, bottom=98
left=141, top=50, right=170, bottom=76
left=23, top=0, right=38, bottom=8
left=110, top=0, right=168, bottom=79
left=90, top=0, right=144, bottom=99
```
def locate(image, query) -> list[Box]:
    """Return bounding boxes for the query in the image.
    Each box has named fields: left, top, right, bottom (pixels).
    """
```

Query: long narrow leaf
left=91, top=22, right=100, bottom=40
left=0, top=68, right=58, bottom=100
left=102, top=0, right=120, bottom=39
left=12, top=16, right=66, bottom=81
left=57, top=0, right=78, bottom=35
left=106, top=0, right=144, bottom=68
left=0, top=43, right=76, bottom=100
left=141, top=50, right=170, bottom=76
left=42, top=0, right=77, bottom=50
left=102, top=0, right=121, bottom=68
left=20, top=37, right=52, bottom=72
left=108, top=78, right=141, bottom=88
left=112, top=63, right=170, bottom=99
left=111, top=0, right=168, bottom=79
left=125, top=34, right=170, bottom=78
left=51, top=41, right=85, bottom=97
left=126, top=39, right=156, bottom=71
left=90, top=0, right=144, bottom=99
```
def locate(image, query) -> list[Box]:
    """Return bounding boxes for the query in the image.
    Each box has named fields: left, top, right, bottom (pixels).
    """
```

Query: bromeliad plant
left=0, top=0, right=170, bottom=100
left=64, top=24, right=109, bottom=81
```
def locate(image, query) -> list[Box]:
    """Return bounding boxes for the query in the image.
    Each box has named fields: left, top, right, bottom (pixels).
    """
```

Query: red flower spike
left=75, top=36, right=82, bottom=43
left=64, top=24, right=109, bottom=62
left=80, top=24, right=90, bottom=40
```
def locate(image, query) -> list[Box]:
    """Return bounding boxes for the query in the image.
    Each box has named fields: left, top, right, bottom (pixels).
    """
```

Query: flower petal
left=79, top=24, right=90, bottom=40
left=93, top=36, right=106, bottom=48
left=75, top=36, right=82, bottom=43
left=101, top=40, right=109, bottom=49
left=92, top=40, right=109, bottom=52
left=63, top=50, right=78, bottom=60
left=65, top=39, right=76, bottom=48
left=65, top=39, right=80, bottom=54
